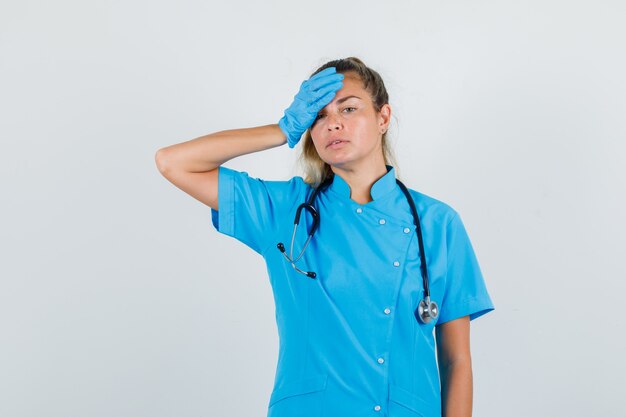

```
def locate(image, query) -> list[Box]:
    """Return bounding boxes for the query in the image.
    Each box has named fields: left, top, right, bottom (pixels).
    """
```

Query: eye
left=343, top=107, right=356, bottom=113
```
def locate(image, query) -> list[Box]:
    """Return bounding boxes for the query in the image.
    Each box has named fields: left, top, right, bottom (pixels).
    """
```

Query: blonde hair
left=296, top=57, right=399, bottom=186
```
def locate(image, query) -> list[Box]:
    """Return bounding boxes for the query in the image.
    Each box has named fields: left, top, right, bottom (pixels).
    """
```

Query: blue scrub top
left=210, top=164, right=495, bottom=417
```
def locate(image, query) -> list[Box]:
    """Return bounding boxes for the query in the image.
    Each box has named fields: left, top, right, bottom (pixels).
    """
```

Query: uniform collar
left=327, top=164, right=397, bottom=201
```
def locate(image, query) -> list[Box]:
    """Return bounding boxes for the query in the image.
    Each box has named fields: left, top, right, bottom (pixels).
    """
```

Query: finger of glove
left=307, top=67, right=338, bottom=84
left=307, top=90, right=337, bottom=116
left=306, top=72, right=344, bottom=97
left=307, top=81, right=344, bottom=113
left=295, top=74, right=343, bottom=103
left=298, top=77, right=343, bottom=111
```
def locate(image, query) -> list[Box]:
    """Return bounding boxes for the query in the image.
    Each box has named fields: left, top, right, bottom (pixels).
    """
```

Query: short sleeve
left=210, top=166, right=305, bottom=256
left=436, top=211, right=495, bottom=325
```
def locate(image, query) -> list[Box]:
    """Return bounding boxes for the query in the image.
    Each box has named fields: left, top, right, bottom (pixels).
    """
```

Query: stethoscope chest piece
left=415, top=296, right=439, bottom=324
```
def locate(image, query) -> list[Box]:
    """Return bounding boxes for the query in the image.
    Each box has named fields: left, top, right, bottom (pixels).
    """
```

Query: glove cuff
left=278, top=116, right=298, bottom=149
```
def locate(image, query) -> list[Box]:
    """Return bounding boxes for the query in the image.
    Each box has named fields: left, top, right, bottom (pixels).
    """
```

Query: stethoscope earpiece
left=277, top=242, right=317, bottom=279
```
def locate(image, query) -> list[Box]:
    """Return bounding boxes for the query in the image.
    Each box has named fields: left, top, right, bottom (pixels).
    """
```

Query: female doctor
left=156, top=57, right=495, bottom=417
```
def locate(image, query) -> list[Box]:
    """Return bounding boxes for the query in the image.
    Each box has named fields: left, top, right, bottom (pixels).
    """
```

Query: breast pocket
left=267, top=373, right=328, bottom=417
left=388, top=383, right=440, bottom=417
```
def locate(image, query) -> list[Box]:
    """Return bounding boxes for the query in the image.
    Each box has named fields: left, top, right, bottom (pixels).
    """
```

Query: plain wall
left=1, top=1, right=624, bottom=416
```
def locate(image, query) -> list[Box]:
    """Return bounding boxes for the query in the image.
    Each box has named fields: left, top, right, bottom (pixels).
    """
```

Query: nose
left=326, top=112, right=342, bottom=130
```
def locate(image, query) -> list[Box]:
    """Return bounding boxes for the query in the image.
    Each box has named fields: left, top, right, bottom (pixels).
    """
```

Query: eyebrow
left=336, top=95, right=362, bottom=104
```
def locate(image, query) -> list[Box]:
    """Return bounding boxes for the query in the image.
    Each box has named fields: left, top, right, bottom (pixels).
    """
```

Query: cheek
left=310, top=131, right=321, bottom=146
left=310, top=123, right=323, bottom=140
left=309, top=134, right=325, bottom=153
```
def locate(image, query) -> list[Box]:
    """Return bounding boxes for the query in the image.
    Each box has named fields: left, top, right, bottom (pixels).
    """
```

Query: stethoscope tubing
left=277, top=175, right=439, bottom=324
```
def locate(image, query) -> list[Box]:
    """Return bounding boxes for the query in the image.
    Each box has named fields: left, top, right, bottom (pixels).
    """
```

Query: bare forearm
left=440, top=359, right=473, bottom=417
left=155, top=123, right=287, bottom=173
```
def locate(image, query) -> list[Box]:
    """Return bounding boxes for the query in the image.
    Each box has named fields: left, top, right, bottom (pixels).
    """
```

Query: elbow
left=155, top=148, right=170, bottom=174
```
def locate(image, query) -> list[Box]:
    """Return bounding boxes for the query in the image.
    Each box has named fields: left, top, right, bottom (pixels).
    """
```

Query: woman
left=156, top=57, right=495, bottom=417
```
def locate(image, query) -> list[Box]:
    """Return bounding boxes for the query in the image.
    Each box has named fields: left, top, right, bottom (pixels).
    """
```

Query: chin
left=325, top=155, right=351, bottom=167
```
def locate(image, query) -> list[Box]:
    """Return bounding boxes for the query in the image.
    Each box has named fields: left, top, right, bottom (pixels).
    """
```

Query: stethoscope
left=276, top=175, right=439, bottom=324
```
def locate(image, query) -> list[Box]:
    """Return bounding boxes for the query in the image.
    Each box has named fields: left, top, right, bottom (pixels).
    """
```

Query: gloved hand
left=278, top=67, right=344, bottom=148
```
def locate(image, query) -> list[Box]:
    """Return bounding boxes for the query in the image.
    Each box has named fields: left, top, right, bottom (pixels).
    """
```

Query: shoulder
left=403, top=185, right=459, bottom=227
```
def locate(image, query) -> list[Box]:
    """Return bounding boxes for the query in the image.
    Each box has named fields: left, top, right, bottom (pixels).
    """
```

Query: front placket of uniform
left=307, top=173, right=413, bottom=416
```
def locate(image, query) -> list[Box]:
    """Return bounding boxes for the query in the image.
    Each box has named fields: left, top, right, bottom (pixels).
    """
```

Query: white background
left=1, top=1, right=624, bottom=416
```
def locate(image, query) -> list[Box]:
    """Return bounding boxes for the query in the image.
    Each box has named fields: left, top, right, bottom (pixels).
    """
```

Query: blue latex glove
left=278, top=67, right=344, bottom=148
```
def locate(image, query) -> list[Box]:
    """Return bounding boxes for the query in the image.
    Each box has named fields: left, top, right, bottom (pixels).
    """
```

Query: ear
left=378, top=103, right=391, bottom=134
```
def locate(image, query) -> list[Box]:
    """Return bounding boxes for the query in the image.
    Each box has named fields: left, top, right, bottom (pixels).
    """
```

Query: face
left=309, top=72, right=391, bottom=170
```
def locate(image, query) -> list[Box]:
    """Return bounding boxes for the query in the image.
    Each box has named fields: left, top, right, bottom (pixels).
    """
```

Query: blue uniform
left=210, top=164, right=495, bottom=417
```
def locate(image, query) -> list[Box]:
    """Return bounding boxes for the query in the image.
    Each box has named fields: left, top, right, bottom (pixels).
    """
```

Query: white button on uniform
left=393, top=261, right=400, bottom=267
left=377, top=357, right=385, bottom=364
left=379, top=219, right=386, bottom=225
left=384, top=308, right=391, bottom=314
left=356, top=208, right=363, bottom=214
left=374, top=405, right=381, bottom=411
left=403, top=227, right=410, bottom=233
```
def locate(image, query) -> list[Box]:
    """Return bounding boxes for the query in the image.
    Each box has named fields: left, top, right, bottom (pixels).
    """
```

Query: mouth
left=326, top=139, right=348, bottom=148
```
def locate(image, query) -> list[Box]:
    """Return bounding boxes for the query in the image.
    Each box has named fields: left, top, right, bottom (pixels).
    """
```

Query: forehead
left=327, top=73, right=369, bottom=105
left=338, top=72, right=365, bottom=91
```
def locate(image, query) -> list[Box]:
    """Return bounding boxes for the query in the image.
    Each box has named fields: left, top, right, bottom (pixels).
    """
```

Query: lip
left=327, top=141, right=348, bottom=150
left=326, top=139, right=349, bottom=148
